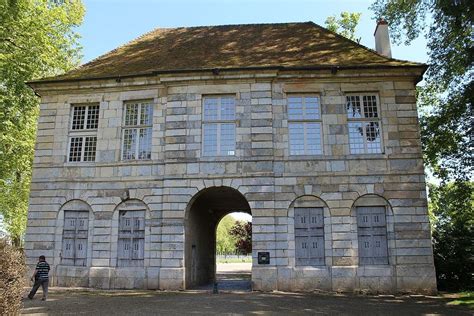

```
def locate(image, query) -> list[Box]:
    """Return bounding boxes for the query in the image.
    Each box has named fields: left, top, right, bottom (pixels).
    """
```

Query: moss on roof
left=36, top=22, right=424, bottom=82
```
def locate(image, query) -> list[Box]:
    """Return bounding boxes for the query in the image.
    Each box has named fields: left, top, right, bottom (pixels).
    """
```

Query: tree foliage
left=216, top=215, right=237, bottom=254
left=428, top=181, right=474, bottom=290
left=324, top=12, right=362, bottom=42
left=371, top=0, right=473, bottom=181
left=229, top=221, right=252, bottom=255
left=0, top=0, right=84, bottom=245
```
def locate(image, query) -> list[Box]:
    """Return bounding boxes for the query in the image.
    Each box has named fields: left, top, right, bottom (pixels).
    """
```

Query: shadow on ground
left=22, top=288, right=472, bottom=316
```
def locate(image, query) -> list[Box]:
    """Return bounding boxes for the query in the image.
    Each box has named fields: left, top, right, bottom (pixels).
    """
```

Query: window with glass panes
left=118, top=210, right=145, bottom=267
left=346, top=94, right=382, bottom=154
left=122, top=101, right=153, bottom=160
left=62, top=210, right=89, bottom=266
left=357, top=206, right=388, bottom=265
left=294, top=207, right=325, bottom=266
left=68, top=104, right=99, bottom=162
left=288, top=95, right=322, bottom=155
left=202, top=96, right=236, bottom=156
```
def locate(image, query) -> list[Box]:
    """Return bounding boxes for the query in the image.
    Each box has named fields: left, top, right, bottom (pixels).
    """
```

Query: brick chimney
left=374, top=19, right=392, bottom=58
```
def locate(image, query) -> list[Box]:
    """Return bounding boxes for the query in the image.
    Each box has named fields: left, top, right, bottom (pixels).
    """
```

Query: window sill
left=120, top=159, right=153, bottom=163
left=199, top=156, right=238, bottom=162
left=64, top=161, right=97, bottom=167
left=284, top=153, right=387, bottom=161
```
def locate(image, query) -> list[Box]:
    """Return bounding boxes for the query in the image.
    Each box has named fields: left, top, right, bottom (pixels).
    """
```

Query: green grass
left=445, top=292, right=474, bottom=309
left=216, top=257, right=252, bottom=263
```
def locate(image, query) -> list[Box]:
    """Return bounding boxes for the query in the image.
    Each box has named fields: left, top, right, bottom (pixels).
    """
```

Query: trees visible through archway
left=185, top=187, right=251, bottom=289
left=215, top=212, right=252, bottom=291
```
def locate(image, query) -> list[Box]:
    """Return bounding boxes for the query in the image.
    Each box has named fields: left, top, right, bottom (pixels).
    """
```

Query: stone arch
left=182, top=179, right=244, bottom=209
left=184, top=186, right=251, bottom=289
left=350, top=194, right=395, bottom=266
left=288, top=195, right=332, bottom=267
left=54, top=199, right=94, bottom=268
left=111, top=199, right=152, bottom=268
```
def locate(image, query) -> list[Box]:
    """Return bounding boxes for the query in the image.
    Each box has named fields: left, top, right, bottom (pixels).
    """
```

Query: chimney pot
left=374, top=19, right=392, bottom=58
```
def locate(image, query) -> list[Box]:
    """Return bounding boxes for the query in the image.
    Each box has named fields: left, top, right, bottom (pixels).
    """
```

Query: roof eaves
left=27, top=63, right=427, bottom=87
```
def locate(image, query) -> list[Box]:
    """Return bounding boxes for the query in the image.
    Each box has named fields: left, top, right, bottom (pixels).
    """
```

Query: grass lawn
left=444, top=292, right=473, bottom=309
left=216, top=257, right=252, bottom=263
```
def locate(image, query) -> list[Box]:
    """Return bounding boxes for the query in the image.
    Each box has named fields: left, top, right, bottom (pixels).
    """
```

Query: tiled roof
left=35, top=22, right=424, bottom=82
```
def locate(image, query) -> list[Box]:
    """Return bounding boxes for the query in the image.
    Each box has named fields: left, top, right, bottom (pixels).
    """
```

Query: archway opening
left=215, top=212, right=252, bottom=291
left=185, top=187, right=251, bottom=289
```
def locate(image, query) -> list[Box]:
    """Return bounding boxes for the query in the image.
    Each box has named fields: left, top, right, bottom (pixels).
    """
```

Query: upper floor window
left=62, top=210, right=89, bottom=266
left=68, top=104, right=99, bottom=162
left=122, top=101, right=153, bottom=160
left=357, top=206, right=388, bottom=265
left=288, top=95, right=322, bottom=155
left=295, top=207, right=325, bottom=266
left=118, top=210, right=145, bottom=267
left=346, top=94, right=382, bottom=154
left=202, top=96, right=236, bottom=156
left=71, top=104, right=99, bottom=130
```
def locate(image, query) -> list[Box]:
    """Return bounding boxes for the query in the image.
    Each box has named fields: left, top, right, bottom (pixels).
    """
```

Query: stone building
left=25, top=22, right=437, bottom=293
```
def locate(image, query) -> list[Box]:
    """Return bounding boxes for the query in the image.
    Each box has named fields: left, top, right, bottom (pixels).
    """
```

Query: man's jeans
left=28, top=278, right=49, bottom=299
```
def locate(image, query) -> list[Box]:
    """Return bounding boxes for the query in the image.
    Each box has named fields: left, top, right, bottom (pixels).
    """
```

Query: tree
left=0, top=0, right=85, bottom=246
left=229, top=221, right=252, bottom=255
left=216, top=215, right=237, bottom=254
left=428, top=181, right=473, bottom=290
left=370, top=0, right=473, bottom=182
left=324, top=12, right=362, bottom=42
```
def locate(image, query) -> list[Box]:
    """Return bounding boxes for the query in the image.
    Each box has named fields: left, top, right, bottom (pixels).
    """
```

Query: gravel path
left=22, top=288, right=471, bottom=315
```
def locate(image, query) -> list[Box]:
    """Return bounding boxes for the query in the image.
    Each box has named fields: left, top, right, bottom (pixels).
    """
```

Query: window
left=122, top=101, right=153, bottom=160
left=68, top=104, right=99, bottom=162
left=288, top=95, right=322, bottom=155
left=118, top=210, right=145, bottom=267
left=202, top=96, right=236, bottom=156
left=62, top=211, right=88, bottom=266
left=346, top=94, right=382, bottom=154
left=295, top=207, right=325, bottom=265
left=357, top=206, right=388, bottom=265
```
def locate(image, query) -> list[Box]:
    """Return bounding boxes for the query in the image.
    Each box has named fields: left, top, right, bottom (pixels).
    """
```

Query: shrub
left=0, top=238, right=27, bottom=315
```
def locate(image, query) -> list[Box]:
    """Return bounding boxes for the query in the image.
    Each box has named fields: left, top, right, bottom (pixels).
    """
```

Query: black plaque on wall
left=258, top=252, right=270, bottom=264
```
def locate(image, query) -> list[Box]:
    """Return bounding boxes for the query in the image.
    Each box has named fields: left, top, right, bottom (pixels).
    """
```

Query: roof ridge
left=77, top=22, right=316, bottom=69
left=145, top=21, right=314, bottom=30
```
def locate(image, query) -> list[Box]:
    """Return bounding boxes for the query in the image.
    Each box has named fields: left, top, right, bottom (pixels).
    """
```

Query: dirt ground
left=22, top=264, right=471, bottom=315
left=22, top=288, right=472, bottom=316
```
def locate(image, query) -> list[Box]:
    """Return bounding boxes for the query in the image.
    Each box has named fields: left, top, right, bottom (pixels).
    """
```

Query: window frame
left=70, top=104, right=100, bottom=131
left=67, top=103, right=99, bottom=163
left=287, top=94, right=323, bottom=156
left=121, top=100, right=153, bottom=161
left=201, top=95, right=237, bottom=157
left=346, top=93, right=383, bottom=154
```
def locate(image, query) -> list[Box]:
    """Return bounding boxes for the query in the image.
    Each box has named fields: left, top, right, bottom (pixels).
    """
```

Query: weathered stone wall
left=25, top=70, right=436, bottom=293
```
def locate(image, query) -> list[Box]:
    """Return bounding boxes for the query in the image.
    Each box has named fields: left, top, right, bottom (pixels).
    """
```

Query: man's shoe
left=41, top=297, right=46, bottom=301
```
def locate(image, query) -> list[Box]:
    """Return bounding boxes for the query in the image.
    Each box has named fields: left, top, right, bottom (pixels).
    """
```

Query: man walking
left=28, top=255, right=50, bottom=301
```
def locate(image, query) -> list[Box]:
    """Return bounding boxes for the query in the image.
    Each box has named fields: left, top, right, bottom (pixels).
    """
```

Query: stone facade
left=25, top=68, right=437, bottom=294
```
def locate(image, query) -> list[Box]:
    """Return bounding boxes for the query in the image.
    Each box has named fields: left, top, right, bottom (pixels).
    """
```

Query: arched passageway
left=185, top=186, right=251, bottom=289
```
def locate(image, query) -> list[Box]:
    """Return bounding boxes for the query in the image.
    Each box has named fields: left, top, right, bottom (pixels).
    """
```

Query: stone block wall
left=25, top=70, right=437, bottom=293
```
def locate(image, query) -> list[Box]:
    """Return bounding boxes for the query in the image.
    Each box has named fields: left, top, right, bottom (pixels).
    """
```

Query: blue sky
left=78, top=0, right=428, bottom=65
